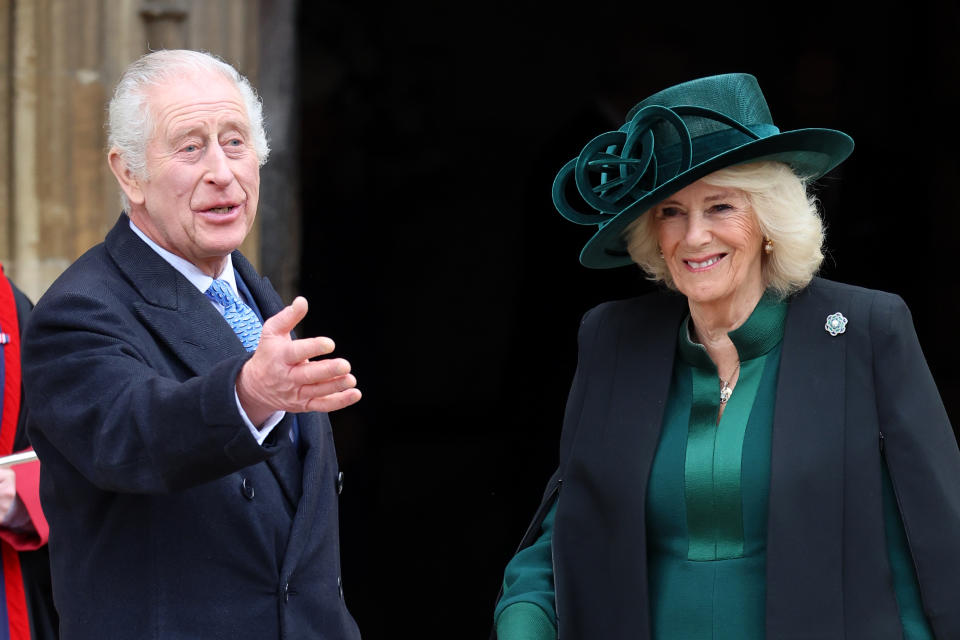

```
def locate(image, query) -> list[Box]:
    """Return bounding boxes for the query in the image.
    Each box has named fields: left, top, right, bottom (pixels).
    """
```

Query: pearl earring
left=764, top=239, right=774, bottom=254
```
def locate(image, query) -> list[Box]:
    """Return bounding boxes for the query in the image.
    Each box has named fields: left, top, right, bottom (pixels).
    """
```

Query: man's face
left=121, top=70, right=260, bottom=276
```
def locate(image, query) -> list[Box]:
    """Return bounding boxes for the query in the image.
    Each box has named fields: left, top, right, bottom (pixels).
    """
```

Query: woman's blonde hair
left=624, top=161, right=825, bottom=298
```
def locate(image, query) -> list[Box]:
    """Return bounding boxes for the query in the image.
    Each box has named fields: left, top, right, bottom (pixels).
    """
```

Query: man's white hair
left=107, top=49, right=270, bottom=209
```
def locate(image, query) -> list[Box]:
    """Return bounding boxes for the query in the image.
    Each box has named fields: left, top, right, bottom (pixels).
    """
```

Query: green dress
left=495, top=295, right=933, bottom=639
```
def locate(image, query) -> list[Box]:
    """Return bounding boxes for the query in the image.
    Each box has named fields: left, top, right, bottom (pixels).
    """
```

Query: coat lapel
left=607, top=295, right=687, bottom=635
left=766, top=282, right=846, bottom=638
left=106, top=216, right=245, bottom=376
left=106, top=216, right=306, bottom=510
left=232, top=252, right=285, bottom=321
left=555, top=293, right=686, bottom=639
left=605, top=294, right=687, bottom=501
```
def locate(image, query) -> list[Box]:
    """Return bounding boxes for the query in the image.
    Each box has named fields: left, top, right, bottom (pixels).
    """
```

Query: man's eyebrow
left=169, top=119, right=251, bottom=142
left=168, top=124, right=207, bottom=143
left=218, top=118, right=252, bottom=135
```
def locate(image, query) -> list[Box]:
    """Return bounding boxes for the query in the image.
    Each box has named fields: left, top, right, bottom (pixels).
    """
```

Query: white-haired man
left=21, top=50, right=362, bottom=639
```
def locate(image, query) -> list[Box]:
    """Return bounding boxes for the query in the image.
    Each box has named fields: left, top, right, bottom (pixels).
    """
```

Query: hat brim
left=577, top=127, right=854, bottom=269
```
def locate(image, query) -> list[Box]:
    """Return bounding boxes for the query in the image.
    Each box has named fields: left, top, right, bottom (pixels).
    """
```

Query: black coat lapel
left=766, top=283, right=846, bottom=638
left=232, top=252, right=284, bottom=321
left=555, top=293, right=686, bottom=639
left=605, top=294, right=687, bottom=505
left=105, top=216, right=246, bottom=376
left=605, top=295, right=686, bottom=635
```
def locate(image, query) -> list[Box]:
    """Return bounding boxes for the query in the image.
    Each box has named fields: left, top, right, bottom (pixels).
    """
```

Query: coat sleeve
left=21, top=282, right=271, bottom=495
left=872, top=291, right=960, bottom=638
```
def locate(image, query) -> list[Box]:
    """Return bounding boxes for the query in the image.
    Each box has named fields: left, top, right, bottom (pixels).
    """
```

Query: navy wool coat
left=508, top=277, right=960, bottom=640
left=21, top=215, right=361, bottom=640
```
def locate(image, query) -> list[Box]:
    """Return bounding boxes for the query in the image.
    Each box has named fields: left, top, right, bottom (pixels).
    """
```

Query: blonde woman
left=493, top=74, right=958, bottom=640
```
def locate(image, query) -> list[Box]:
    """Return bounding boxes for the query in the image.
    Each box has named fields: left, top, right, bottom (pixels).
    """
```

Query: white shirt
left=129, top=220, right=284, bottom=445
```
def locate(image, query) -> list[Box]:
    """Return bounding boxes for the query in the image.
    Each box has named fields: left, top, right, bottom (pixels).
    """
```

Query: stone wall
left=0, top=0, right=281, bottom=301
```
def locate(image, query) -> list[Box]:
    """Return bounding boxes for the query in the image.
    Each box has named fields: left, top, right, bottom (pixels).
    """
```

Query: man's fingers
left=285, top=336, right=336, bottom=364
left=290, top=358, right=351, bottom=386
left=305, top=388, right=362, bottom=414
left=259, top=297, right=341, bottom=365
left=262, top=296, right=309, bottom=338
left=298, top=374, right=357, bottom=401
left=239, top=304, right=361, bottom=418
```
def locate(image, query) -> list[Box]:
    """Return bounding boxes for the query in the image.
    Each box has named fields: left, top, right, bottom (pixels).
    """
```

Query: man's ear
left=108, top=148, right=145, bottom=206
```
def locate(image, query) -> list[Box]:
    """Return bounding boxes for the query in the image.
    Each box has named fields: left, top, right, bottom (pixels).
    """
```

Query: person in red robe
left=0, top=265, right=57, bottom=639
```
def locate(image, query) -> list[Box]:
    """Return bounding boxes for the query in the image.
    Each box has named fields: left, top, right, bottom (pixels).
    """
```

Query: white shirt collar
left=128, top=218, right=239, bottom=297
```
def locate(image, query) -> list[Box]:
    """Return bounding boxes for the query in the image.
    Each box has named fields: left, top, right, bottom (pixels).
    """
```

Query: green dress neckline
left=675, top=292, right=787, bottom=561
left=677, top=291, right=787, bottom=368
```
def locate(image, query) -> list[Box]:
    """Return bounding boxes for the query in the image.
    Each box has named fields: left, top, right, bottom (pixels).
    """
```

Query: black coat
left=511, top=277, right=960, bottom=639
left=22, top=216, right=361, bottom=640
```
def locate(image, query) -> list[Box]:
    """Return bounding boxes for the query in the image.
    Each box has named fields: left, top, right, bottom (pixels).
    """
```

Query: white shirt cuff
left=234, top=387, right=285, bottom=445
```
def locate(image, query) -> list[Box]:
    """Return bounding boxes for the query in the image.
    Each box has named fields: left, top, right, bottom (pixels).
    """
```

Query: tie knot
left=204, top=278, right=262, bottom=352
left=205, top=278, right=241, bottom=309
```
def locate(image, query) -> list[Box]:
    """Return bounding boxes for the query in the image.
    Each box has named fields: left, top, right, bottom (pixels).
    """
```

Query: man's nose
left=203, top=143, right=235, bottom=185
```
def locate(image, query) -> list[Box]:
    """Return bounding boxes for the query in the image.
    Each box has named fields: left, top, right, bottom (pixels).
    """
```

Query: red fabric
left=0, top=269, right=50, bottom=549
left=0, top=267, right=34, bottom=638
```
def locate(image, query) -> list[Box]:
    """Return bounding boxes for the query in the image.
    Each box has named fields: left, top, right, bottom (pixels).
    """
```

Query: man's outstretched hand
left=237, top=296, right=361, bottom=426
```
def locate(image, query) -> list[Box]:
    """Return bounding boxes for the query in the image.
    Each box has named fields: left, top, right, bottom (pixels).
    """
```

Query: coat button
left=241, top=477, right=255, bottom=500
left=338, top=575, right=344, bottom=599
left=336, top=471, right=344, bottom=495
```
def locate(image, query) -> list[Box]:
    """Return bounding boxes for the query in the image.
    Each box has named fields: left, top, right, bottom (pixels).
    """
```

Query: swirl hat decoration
left=553, top=73, right=854, bottom=268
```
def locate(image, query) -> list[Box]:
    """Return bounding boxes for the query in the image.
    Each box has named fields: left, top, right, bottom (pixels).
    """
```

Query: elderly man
left=21, top=50, right=362, bottom=639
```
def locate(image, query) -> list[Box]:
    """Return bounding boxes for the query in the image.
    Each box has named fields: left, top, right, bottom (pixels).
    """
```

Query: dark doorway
left=297, top=3, right=960, bottom=637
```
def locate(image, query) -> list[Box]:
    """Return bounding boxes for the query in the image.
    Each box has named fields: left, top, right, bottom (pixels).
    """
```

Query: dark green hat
left=553, top=73, right=854, bottom=268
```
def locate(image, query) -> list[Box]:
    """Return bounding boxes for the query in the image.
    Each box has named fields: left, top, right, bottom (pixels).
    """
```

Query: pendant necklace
left=719, top=361, right=741, bottom=404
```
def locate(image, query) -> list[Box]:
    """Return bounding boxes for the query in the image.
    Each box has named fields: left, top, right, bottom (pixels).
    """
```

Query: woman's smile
left=684, top=254, right=727, bottom=271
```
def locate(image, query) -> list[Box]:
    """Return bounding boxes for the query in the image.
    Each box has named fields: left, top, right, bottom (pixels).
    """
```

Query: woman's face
left=653, top=177, right=765, bottom=308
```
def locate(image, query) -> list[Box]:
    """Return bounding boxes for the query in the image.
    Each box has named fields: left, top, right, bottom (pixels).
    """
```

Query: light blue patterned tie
left=204, top=278, right=262, bottom=352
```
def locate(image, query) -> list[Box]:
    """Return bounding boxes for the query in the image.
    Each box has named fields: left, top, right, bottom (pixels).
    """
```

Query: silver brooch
left=825, top=312, right=848, bottom=336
